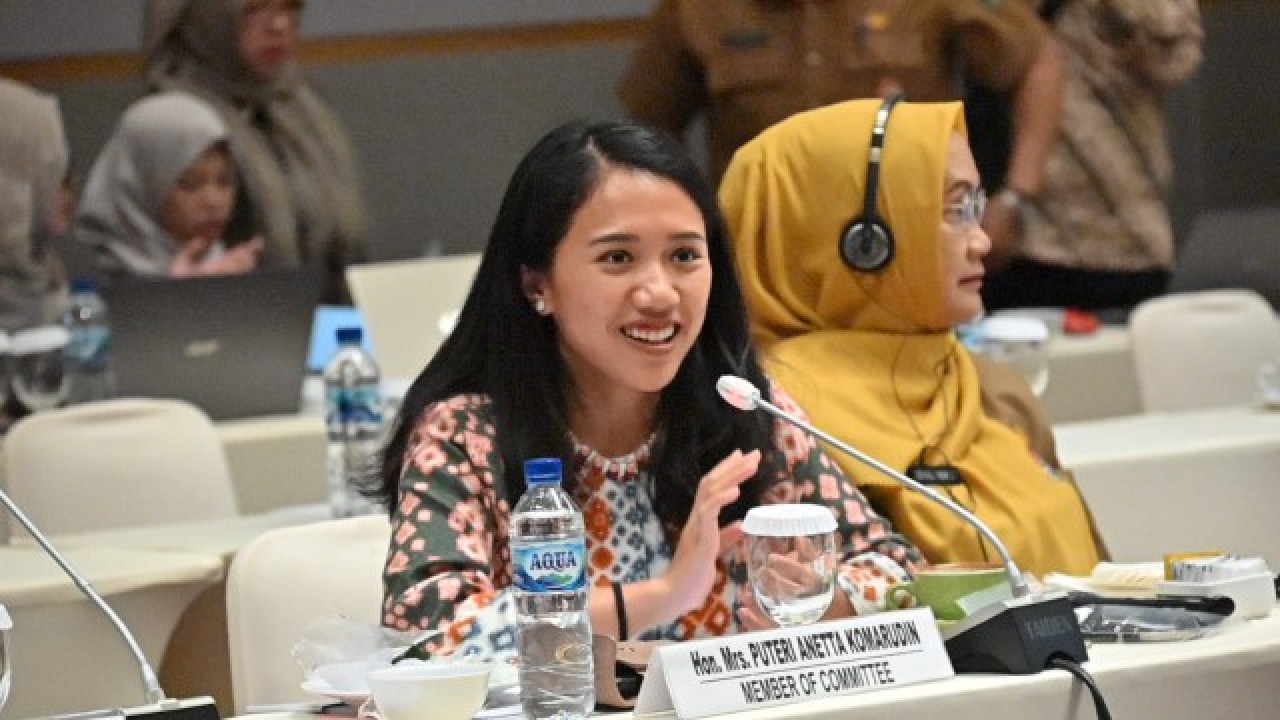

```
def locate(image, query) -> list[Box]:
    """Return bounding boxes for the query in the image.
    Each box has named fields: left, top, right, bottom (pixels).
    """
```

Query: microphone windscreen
left=716, top=375, right=759, bottom=411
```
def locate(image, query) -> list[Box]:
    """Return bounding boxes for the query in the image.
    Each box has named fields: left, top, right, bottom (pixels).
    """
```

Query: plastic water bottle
left=63, top=277, right=115, bottom=404
left=323, top=326, right=381, bottom=517
left=512, top=457, right=595, bottom=719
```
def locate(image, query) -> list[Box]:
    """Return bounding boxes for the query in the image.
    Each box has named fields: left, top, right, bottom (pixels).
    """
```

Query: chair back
left=225, top=515, right=390, bottom=713
left=346, top=254, right=481, bottom=380
left=1130, top=289, right=1280, bottom=411
left=1170, top=207, right=1280, bottom=310
left=3, top=397, right=237, bottom=540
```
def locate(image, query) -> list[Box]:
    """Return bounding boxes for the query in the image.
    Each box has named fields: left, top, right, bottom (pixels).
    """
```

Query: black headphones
left=840, top=92, right=904, bottom=273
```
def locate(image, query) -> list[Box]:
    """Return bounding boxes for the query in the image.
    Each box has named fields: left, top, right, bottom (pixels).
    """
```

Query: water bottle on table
left=512, top=457, right=595, bottom=719
left=323, top=326, right=381, bottom=517
left=63, top=277, right=115, bottom=404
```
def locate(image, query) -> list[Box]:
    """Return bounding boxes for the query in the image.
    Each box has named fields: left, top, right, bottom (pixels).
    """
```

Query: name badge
left=634, top=608, right=952, bottom=718
left=907, top=463, right=962, bottom=486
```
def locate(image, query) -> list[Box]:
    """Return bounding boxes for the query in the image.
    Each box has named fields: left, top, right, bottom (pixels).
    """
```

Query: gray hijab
left=0, top=77, right=69, bottom=332
left=76, top=92, right=229, bottom=277
left=144, top=0, right=366, bottom=300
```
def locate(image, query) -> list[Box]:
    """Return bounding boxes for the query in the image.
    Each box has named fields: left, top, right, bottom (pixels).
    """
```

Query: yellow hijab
left=720, top=99, right=1099, bottom=577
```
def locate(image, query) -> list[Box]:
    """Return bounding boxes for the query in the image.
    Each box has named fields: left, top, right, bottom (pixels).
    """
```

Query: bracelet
left=612, top=580, right=629, bottom=641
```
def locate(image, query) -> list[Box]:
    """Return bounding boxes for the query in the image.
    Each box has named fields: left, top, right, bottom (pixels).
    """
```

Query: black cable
left=612, top=580, right=629, bottom=641
left=1048, top=656, right=1112, bottom=720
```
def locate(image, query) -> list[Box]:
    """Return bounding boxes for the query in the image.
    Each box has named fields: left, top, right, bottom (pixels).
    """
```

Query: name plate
left=634, top=607, right=952, bottom=718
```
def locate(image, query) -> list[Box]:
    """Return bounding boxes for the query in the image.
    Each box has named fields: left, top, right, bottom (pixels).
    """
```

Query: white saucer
left=299, top=677, right=369, bottom=707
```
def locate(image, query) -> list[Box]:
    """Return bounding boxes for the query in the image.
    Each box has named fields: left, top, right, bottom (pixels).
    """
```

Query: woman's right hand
left=170, top=235, right=263, bottom=277
left=662, top=448, right=760, bottom=615
left=203, top=236, right=263, bottom=275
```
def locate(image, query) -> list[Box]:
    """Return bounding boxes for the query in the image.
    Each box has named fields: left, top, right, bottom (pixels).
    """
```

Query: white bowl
left=367, top=663, right=491, bottom=720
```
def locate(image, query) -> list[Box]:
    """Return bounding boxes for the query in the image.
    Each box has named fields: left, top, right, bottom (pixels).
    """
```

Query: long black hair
left=371, top=120, right=778, bottom=539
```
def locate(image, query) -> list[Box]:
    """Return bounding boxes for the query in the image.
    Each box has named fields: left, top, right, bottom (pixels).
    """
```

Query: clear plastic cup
left=743, top=504, right=837, bottom=627
left=10, top=325, right=70, bottom=413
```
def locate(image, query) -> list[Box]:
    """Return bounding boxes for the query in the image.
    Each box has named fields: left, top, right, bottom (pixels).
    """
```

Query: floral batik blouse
left=382, top=385, right=923, bottom=659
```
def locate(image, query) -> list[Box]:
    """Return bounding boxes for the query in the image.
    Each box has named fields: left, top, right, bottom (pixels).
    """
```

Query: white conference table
left=1057, top=405, right=1280, bottom=568
left=628, top=608, right=1280, bottom=720
left=1042, top=325, right=1139, bottom=424
left=217, top=415, right=329, bottom=515
left=214, top=376, right=412, bottom=515
left=213, top=331, right=1136, bottom=515
left=4, top=508, right=332, bottom=717
left=242, top=607, right=1280, bottom=720
left=0, top=545, right=224, bottom=719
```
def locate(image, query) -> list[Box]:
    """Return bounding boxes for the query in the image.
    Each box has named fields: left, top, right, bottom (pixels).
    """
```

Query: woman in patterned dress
left=369, top=120, right=923, bottom=659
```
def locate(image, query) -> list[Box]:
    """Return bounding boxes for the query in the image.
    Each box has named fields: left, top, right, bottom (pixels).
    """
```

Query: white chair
left=225, top=514, right=391, bottom=713
left=2, top=397, right=238, bottom=540
left=346, top=253, right=481, bottom=381
left=1130, top=289, right=1280, bottom=412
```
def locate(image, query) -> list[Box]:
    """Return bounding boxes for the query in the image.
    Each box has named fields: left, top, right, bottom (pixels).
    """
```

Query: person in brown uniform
left=618, top=0, right=1064, bottom=270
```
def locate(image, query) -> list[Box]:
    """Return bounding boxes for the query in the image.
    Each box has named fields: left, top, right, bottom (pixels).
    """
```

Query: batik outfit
left=383, top=386, right=922, bottom=658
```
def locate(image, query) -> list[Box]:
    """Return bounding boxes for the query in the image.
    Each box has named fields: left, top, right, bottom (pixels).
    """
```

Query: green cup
left=889, top=563, right=1009, bottom=622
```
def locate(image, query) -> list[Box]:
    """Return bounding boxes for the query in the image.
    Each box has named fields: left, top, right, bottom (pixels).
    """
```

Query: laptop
left=105, top=268, right=322, bottom=421
left=345, top=253, right=480, bottom=380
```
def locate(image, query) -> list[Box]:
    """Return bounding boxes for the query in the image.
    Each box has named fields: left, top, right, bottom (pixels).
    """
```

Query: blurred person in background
left=144, top=0, right=366, bottom=301
left=1, top=77, right=70, bottom=333
left=618, top=0, right=1065, bottom=270
left=76, top=92, right=263, bottom=280
left=983, top=0, right=1204, bottom=312
left=1, top=77, right=73, bottom=430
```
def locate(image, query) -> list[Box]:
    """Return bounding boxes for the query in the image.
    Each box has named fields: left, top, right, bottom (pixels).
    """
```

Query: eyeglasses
left=943, top=188, right=987, bottom=228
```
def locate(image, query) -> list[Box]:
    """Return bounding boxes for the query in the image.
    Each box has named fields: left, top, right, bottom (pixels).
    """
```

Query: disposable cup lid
left=743, top=503, right=837, bottom=537
left=980, top=316, right=1049, bottom=344
left=11, top=325, right=69, bottom=355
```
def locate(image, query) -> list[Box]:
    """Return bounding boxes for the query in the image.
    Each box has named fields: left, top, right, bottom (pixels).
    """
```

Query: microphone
left=716, top=375, right=1088, bottom=675
left=0, top=487, right=220, bottom=719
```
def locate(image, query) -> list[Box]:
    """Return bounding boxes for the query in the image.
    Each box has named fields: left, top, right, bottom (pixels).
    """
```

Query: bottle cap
left=335, top=326, right=363, bottom=345
left=524, top=457, right=563, bottom=485
left=70, top=277, right=98, bottom=294
left=11, top=325, right=70, bottom=355
left=742, top=503, right=837, bottom=537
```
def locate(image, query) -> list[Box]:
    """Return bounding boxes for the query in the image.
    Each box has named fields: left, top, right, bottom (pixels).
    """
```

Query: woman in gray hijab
left=144, top=0, right=367, bottom=301
left=76, top=92, right=263, bottom=279
left=0, top=77, right=70, bottom=333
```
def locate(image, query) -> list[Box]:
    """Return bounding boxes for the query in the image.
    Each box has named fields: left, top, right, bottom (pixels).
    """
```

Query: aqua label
left=514, top=539, right=587, bottom=593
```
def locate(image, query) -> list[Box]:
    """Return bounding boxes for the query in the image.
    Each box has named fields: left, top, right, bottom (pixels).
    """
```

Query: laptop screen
left=104, top=268, right=322, bottom=421
left=308, top=305, right=372, bottom=373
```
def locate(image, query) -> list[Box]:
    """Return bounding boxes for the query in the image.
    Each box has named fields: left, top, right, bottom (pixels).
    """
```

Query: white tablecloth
left=233, top=608, right=1280, bottom=720
left=1058, top=406, right=1280, bottom=567
left=208, top=329, right=1138, bottom=517
left=1043, top=326, right=1139, bottom=424
left=216, top=416, right=328, bottom=514
left=640, top=608, right=1280, bottom=719
left=4, top=510, right=331, bottom=716
left=0, top=546, right=223, bottom=718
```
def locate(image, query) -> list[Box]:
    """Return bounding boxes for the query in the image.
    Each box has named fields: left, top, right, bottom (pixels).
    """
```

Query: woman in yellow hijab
left=719, top=98, right=1101, bottom=577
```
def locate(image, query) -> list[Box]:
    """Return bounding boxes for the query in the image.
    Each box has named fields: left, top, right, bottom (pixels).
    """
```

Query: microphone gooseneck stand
left=0, top=487, right=220, bottom=719
left=715, top=376, right=1095, bottom=679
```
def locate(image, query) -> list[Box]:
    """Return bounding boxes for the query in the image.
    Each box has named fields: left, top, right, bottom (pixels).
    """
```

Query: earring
left=532, top=297, right=548, bottom=315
